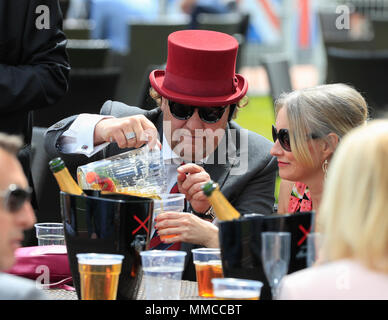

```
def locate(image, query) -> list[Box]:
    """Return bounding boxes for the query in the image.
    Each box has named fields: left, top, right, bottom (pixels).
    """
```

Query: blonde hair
left=275, top=84, right=368, bottom=167
left=0, top=133, right=23, bottom=155
left=149, top=87, right=248, bottom=120
left=318, top=120, right=388, bottom=273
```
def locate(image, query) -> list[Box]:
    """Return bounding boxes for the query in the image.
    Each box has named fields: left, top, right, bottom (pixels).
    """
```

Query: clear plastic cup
left=211, top=278, right=263, bottom=300
left=192, top=248, right=223, bottom=297
left=76, top=253, right=124, bottom=300
left=77, top=145, right=167, bottom=197
left=140, top=250, right=186, bottom=300
left=34, top=223, right=65, bottom=246
left=307, top=232, right=324, bottom=267
left=152, top=193, right=185, bottom=240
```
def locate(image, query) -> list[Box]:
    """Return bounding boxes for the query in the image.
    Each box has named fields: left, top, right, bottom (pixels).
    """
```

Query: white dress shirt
left=59, top=113, right=112, bottom=156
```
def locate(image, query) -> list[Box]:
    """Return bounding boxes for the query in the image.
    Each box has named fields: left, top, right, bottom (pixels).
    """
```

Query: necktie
left=149, top=181, right=181, bottom=250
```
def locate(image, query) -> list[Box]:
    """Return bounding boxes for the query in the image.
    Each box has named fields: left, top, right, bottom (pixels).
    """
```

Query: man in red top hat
left=45, top=30, right=277, bottom=281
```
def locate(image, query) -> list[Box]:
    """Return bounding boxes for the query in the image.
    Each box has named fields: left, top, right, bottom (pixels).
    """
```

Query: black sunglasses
left=272, top=125, right=292, bottom=152
left=0, top=184, right=32, bottom=213
left=272, top=125, right=321, bottom=152
left=168, top=101, right=228, bottom=124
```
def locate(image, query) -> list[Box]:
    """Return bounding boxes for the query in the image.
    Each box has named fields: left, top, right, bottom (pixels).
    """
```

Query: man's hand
left=177, top=163, right=211, bottom=214
left=93, top=115, right=161, bottom=149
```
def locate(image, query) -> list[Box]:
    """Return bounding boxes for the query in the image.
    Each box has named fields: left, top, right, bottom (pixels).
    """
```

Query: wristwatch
left=191, top=206, right=216, bottom=221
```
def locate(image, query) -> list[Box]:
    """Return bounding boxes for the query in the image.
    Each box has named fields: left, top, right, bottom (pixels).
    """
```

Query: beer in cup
left=192, top=248, right=223, bottom=297
left=77, top=253, right=124, bottom=300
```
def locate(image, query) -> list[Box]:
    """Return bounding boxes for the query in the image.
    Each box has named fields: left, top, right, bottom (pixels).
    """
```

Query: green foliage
left=234, top=95, right=275, bottom=140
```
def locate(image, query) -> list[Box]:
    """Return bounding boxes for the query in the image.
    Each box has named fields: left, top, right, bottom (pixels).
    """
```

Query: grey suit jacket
left=44, top=100, right=278, bottom=280
left=0, top=273, right=48, bottom=300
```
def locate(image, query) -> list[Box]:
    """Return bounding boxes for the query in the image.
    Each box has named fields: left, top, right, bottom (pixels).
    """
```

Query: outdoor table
left=44, top=280, right=209, bottom=300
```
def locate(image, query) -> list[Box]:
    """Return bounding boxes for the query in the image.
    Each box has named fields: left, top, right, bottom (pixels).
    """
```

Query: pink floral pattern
left=288, top=182, right=312, bottom=213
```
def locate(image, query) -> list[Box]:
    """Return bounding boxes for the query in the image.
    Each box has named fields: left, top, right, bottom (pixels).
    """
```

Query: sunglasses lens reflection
left=169, top=101, right=226, bottom=123
left=170, top=103, right=193, bottom=120
left=199, top=107, right=226, bottom=123
left=279, top=131, right=291, bottom=151
left=272, top=125, right=291, bottom=152
left=7, top=189, right=30, bottom=212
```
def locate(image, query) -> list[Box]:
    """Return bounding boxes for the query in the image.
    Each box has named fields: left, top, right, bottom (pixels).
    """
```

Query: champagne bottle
left=201, top=180, right=240, bottom=221
left=49, top=157, right=84, bottom=196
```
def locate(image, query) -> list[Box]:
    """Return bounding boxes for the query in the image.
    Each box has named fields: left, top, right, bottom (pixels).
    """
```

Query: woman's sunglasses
left=0, top=184, right=32, bottom=213
left=272, top=125, right=292, bottom=152
left=168, top=101, right=227, bottom=124
left=272, top=125, right=320, bottom=152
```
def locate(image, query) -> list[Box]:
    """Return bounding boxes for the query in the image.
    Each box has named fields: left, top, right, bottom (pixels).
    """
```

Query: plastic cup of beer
left=140, top=250, right=186, bottom=300
left=192, top=248, right=223, bottom=297
left=76, top=253, right=124, bottom=300
left=152, top=193, right=185, bottom=241
left=212, top=278, right=263, bottom=300
left=34, top=223, right=65, bottom=246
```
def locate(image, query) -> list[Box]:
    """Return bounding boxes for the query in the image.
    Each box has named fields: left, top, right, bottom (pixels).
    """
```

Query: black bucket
left=60, top=191, right=153, bottom=300
left=218, top=212, right=315, bottom=300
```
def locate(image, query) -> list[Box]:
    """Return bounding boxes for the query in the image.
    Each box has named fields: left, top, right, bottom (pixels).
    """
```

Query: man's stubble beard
left=169, top=129, right=224, bottom=163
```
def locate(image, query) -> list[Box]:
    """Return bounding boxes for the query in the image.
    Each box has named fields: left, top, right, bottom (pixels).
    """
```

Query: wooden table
left=45, top=280, right=210, bottom=300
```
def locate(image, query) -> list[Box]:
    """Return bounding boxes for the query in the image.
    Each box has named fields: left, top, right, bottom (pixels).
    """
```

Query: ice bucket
left=218, top=211, right=314, bottom=300
left=60, top=191, right=153, bottom=300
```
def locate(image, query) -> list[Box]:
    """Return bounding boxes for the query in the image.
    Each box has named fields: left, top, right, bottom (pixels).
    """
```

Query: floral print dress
left=288, top=181, right=313, bottom=213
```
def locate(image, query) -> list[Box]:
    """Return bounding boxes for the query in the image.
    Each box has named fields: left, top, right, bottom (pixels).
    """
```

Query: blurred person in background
left=0, top=133, right=47, bottom=300
left=89, top=0, right=160, bottom=54
left=271, top=84, right=368, bottom=214
left=279, top=120, right=388, bottom=300
left=66, top=0, right=90, bottom=19
left=0, top=0, right=70, bottom=245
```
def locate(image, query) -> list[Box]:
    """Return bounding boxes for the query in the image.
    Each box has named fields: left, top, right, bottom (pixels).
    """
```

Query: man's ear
left=322, top=133, right=340, bottom=159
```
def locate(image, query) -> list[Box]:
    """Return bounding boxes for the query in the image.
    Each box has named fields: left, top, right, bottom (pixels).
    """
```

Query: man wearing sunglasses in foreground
left=0, top=133, right=47, bottom=299
left=44, top=30, right=277, bottom=280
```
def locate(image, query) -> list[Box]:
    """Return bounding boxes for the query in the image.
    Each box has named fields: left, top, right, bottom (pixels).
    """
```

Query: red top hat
left=149, top=30, right=248, bottom=107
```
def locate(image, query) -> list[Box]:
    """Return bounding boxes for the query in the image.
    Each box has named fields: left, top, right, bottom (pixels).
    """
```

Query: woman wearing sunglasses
left=45, top=30, right=277, bottom=281
left=271, top=83, right=368, bottom=214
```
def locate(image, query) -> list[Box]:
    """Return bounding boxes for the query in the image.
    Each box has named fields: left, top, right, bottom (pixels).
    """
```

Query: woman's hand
left=154, top=211, right=219, bottom=248
left=93, top=115, right=161, bottom=149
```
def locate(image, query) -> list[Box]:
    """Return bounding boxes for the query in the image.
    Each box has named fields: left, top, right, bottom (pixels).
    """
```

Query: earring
left=322, top=159, right=329, bottom=177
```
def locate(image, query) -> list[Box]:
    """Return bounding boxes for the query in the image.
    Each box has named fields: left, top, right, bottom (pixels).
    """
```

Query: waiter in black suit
left=44, top=30, right=277, bottom=280
left=0, top=0, right=70, bottom=244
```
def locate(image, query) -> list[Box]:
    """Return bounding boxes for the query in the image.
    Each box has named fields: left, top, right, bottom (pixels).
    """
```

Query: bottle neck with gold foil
left=202, top=181, right=240, bottom=221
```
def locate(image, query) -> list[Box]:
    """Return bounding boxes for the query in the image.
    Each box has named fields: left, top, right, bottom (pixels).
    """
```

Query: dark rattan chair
left=114, top=17, right=189, bottom=106
left=33, top=67, right=121, bottom=127
left=326, top=47, right=388, bottom=118
left=66, top=39, right=110, bottom=68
